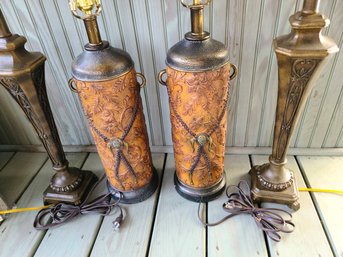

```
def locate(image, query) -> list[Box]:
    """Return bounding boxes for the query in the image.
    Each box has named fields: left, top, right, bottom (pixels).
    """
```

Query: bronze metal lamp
left=249, top=0, right=339, bottom=210
left=0, top=9, right=97, bottom=205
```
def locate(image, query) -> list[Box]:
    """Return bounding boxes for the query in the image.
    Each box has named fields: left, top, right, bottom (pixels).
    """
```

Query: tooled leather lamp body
left=69, top=0, right=157, bottom=203
left=249, top=0, right=339, bottom=210
left=0, top=9, right=97, bottom=205
left=159, top=0, right=237, bottom=202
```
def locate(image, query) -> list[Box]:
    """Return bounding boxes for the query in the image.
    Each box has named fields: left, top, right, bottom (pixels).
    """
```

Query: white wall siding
left=0, top=0, right=342, bottom=148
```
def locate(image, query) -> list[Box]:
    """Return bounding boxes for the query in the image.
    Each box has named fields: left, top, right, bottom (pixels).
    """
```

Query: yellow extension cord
left=0, top=188, right=342, bottom=215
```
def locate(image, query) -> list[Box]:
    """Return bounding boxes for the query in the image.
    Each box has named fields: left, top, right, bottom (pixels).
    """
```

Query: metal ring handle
left=68, top=78, right=78, bottom=93
left=181, top=0, right=211, bottom=9
left=158, top=69, right=167, bottom=86
left=136, top=73, right=146, bottom=88
left=229, top=64, right=238, bottom=81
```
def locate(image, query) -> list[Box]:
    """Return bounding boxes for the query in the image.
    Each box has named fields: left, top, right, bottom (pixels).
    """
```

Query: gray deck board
left=0, top=152, right=340, bottom=257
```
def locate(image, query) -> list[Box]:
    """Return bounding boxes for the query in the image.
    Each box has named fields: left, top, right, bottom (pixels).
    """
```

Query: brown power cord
left=198, top=181, right=295, bottom=242
left=34, top=174, right=124, bottom=231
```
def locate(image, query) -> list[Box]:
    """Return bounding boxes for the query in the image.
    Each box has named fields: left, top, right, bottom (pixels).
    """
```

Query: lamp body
left=71, top=42, right=158, bottom=203
left=161, top=37, right=237, bottom=202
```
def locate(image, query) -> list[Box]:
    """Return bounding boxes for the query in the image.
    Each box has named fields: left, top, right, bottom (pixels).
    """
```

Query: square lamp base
left=249, top=165, right=300, bottom=211
left=43, top=170, right=98, bottom=205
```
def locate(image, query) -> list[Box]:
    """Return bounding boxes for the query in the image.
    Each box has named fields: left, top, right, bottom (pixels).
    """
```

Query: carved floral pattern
left=0, top=67, right=66, bottom=168
left=275, top=59, right=319, bottom=161
left=75, top=69, right=153, bottom=191
left=166, top=65, right=231, bottom=188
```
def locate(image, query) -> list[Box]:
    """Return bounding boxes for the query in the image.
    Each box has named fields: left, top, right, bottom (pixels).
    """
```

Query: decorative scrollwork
left=275, top=59, right=319, bottom=161
left=256, top=164, right=294, bottom=191
left=0, top=67, right=67, bottom=170
left=50, top=173, right=84, bottom=192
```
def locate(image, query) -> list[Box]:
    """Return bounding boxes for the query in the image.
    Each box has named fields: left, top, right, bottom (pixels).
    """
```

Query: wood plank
left=297, top=156, right=343, bottom=257
left=146, top=0, right=172, bottom=146
left=294, top=0, right=340, bottom=147
left=148, top=154, right=206, bottom=257
left=208, top=155, right=268, bottom=257
left=258, top=0, right=295, bottom=147
left=0, top=152, right=14, bottom=171
left=34, top=153, right=103, bottom=257
left=245, top=0, right=281, bottom=147
left=0, top=152, right=47, bottom=205
left=233, top=0, right=263, bottom=146
left=115, top=0, right=153, bottom=146
left=131, top=0, right=164, bottom=146
left=251, top=155, right=333, bottom=257
left=0, top=1, right=41, bottom=145
left=0, top=153, right=87, bottom=257
left=90, top=154, right=165, bottom=257
left=225, top=0, right=244, bottom=146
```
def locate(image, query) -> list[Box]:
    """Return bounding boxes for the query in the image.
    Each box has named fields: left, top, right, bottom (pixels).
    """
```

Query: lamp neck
left=302, top=0, right=320, bottom=14
left=0, top=9, right=12, bottom=38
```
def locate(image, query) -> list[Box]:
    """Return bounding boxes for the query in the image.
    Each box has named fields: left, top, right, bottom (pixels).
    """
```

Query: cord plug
left=113, top=211, right=123, bottom=231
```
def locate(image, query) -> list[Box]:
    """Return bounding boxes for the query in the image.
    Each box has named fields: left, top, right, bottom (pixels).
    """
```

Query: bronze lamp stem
left=0, top=8, right=97, bottom=205
left=249, top=0, right=339, bottom=210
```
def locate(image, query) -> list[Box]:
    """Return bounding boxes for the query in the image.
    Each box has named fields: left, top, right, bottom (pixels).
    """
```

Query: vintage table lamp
left=0, top=9, right=97, bottom=205
left=159, top=0, right=237, bottom=202
left=68, top=0, right=158, bottom=203
left=249, top=0, right=339, bottom=210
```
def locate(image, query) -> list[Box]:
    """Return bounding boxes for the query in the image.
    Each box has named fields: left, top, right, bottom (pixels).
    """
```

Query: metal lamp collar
left=181, top=0, right=211, bottom=41
left=69, top=0, right=103, bottom=49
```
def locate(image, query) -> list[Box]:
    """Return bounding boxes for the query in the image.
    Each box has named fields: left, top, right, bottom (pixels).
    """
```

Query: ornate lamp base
left=107, top=167, right=159, bottom=204
left=249, top=164, right=300, bottom=211
left=43, top=168, right=98, bottom=205
left=174, top=172, right=226, bottom=202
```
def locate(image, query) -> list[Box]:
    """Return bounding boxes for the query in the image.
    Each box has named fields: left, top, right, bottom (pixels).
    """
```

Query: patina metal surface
left=70, top=0, right=157, bottom=203
left=249, top=0, right=339, bottom=210
left=159, top=0, right=237, bottom=202
left=0, top=9, right=97, bottom=205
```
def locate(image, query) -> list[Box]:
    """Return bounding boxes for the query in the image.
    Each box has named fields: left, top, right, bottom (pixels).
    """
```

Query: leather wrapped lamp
left=158, top=0, right=237, bottom=202
left=68, top=0, right=158, bottom=203
left=249, top=0, right=339, bottom=210
left=0, top=9, right=97, bottom=205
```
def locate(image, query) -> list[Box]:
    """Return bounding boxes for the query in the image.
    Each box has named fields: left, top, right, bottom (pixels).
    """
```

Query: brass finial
left=69, top=0, right=102, bottom=46
left=181, top=0, right=211, bottom=41
left=0, top=9, right=12, bottom=38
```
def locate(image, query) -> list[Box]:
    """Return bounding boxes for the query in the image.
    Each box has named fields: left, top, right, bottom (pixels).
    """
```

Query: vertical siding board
left=131, top=0, right=164, bottom=146
left=293, top=0, right=338, bottom=147
left=100, top=0, right=123, bottom=49
left=307, top=1, right=343, bottom=147
left=234, top=0, right=261, bottom=146
left=225, top=0, right=244, bottom=146
left=245, top=0, right=280, bottom=147
left=211, top=0, right=227, bottom=43
left=115, top=0, right=153, bottom=145
left=26, top=0, right=92, bottom=145
left=0, top=1, right=40, bottom=144
left=258, top=0, right=294, bottom=147
left=322, top=85, right=343, bottom=147
left=0, top=0, right=342, bottom=149
left=146, top=0, right=173, bottom=145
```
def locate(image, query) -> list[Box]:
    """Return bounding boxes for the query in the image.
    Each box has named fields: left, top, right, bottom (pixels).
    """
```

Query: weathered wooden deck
left=0, top=152, right=342, bottom=257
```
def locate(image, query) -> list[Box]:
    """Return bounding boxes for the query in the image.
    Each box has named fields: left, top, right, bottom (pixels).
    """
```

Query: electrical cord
left=33, top=174, right=124, bottom=231
left=198, top=181, right=295, bottom=242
